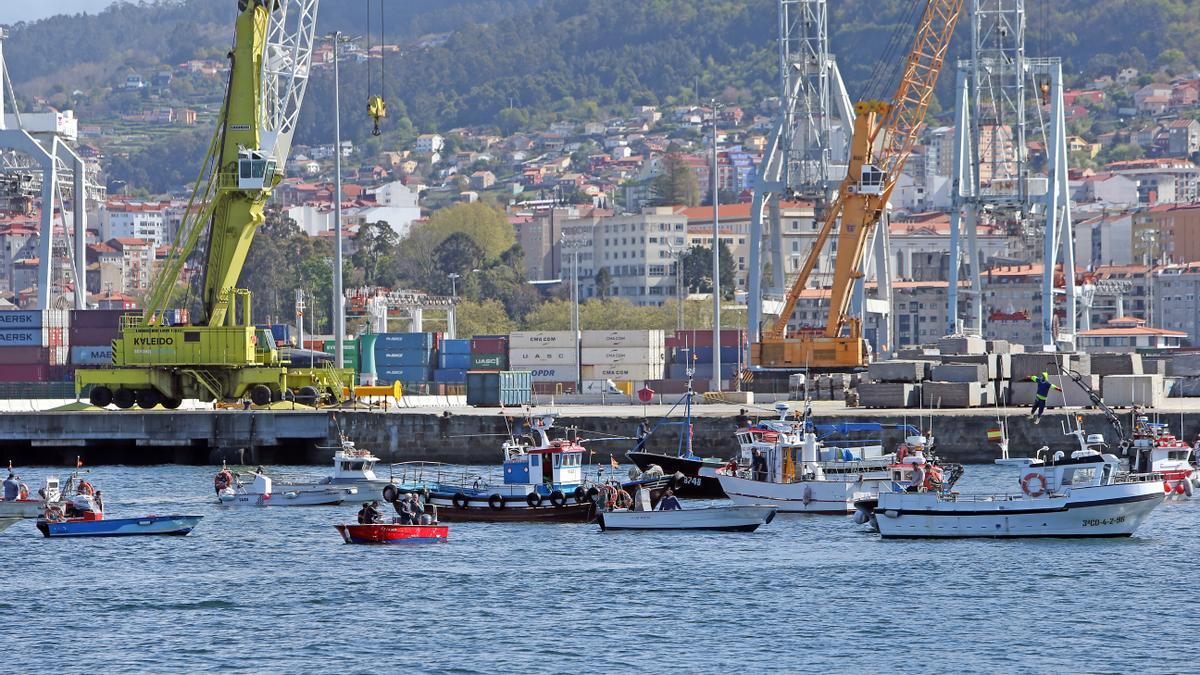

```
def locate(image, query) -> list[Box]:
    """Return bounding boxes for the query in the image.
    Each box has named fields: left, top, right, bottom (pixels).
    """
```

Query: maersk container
left=466, top=370, right=532, bottom=407
left=0, top=329, right=46, bottom=346
left=440, top=339, right=470, bottom=355
left=71, top=346, right=115, bottom=366
left=438, top=352, right=472, bottom=369
left=374, top=332, right=435, bottom=351
left=0, top=311, right=44, bottom=328
left=433, top=368, right=468, bottom=384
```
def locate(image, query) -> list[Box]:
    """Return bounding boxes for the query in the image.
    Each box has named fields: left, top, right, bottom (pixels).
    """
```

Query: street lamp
left=560, top=231, right=582, bottom=390
left=710, top=97, right=722, bottom=393
left=324, top=31, right=353, bottom=368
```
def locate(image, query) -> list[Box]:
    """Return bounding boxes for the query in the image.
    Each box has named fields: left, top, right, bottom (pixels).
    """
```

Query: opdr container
left=581, top=330, right=664, bottom=349
left=521, top=365, right=577, bottom=382
left=508, top=331, right=576, bottom=349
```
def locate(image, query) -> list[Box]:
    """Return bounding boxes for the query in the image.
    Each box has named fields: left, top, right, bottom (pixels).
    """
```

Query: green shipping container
left=322, top=339, right=359, bottom=371
left=470, top=352, right=508, bottom=369
left=466, top=370, right=532, bottom=407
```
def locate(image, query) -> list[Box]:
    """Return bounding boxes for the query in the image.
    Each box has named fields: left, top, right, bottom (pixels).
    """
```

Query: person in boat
left=396, top=494, right=418, bottom=525
left=357, top=501, right=382, bottom=524
left=407, top=492, right=430, bottom=525
left=634, top=418, right=652, bottom=451
left=657, top=489, right=682, bottom=511
left=907, top=460, right=927, bottom=493
left=735, top=408, right=750, bottom=430
left=3, top=473, right=18, bottom=501
left=1027, top=372, right=1061, bottom=425
left=93, top=490, right=104, bottom=514
left=751, top=448, right=768, bottom=482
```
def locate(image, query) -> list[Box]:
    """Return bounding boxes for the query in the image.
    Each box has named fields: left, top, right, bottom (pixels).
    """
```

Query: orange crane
left=752, top=0, right=964, bottom=370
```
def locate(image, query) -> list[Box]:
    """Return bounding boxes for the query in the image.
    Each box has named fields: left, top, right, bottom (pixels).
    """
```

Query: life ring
left=452, top=492, right=470, bottom=509
left=573, top=486, right=588, bottom=504
left=381, top=484, right=400, bottom=503
left=44, top=505, right=64, bottom=522
left=214, top=470, right=233, bottom=492
left=613, top=489, right=632, bottom=510
left=78, top=481, right=95, bottom=496
left=600, top=484, right=618, bottom=508
left=526, top=492, right=543, bottom=508
left=723, top=460, right=738, bottom=474
left=549, top=490, right=567, bottom=507
left=18, top=483, right=29, bottom=500
left=488, top=494, right=505, bottom=510
left=1020, top=472, right=1048, bottom=497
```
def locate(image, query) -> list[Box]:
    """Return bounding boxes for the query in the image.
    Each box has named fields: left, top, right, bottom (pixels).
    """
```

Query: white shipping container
left=581, top=363, right=664, bottom=380
left=508, top=331, right=578, bottom=349
left=580, top=346, right=665, bottom=365
left=509, top=347, right=579, bottom=365
left=517, top=365, right=578, bottom=382
left=580, top=329, right=664, bottom=349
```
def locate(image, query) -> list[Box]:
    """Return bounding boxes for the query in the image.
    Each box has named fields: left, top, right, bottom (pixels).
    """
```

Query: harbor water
left=3, top=463, right=1196, bottom=672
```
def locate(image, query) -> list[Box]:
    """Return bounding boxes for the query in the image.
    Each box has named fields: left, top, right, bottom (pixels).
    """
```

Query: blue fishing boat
left=36, top=514, right=203, bottom=538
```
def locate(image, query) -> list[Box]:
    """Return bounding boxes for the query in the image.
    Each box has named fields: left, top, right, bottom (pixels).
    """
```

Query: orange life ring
left=18, top=483, right=29, bottom=500
left=44, top=505, right=64, bottom=522
left=1020, top=472, right=1048, bottom=497
left=214, top=470, right=233, bottom=491
left=78, top=481, right=95, bottom=496
left=614, top=489, right=633, bottom=510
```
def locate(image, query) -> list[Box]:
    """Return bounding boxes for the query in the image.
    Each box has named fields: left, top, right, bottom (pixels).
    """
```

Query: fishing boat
left=708, top=404, right=960, bottom=514
left=216, top=470, right=350, bottom=506
left=1126, top=417, right=1198, bottom=498
left=335, top=522, right=448, bottom=544
left=853, top=423, right=1166, bottom=538
left=0, top=473, right=57, bottom=519
left=305, top=436, right=397, bottom=503
left=626, top=379, right=730, bottom=498
left=37, top=514, right=204, bottom=538
left=598, top=505, right=776, bottom=532
left=0, top=518, right=18, bottom=534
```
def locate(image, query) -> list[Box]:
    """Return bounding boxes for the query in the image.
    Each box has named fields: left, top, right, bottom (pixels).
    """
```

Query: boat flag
left=76, top=455, right=84, bottom=468
left=987, top=427, right=1003, bottom=443
left=610, top=455, right=620, bottom=469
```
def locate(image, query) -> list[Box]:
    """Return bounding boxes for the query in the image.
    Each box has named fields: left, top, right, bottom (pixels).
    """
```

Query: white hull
left=0, top=517, right=19, bottom=533
left=0, top=499, right=43, bottom=518
left=324, top=479, right=393, bottom=503
left=717, top=473, right=887, bottom=514
left=865, top=483, right=1165, bottom=538
left=599, top=505, right=776, bottom=531
left=218, top=487, right=346, bottom=507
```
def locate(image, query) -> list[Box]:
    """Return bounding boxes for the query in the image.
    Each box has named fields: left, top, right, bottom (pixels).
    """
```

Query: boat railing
left=389, top=461, right=493, bottom=491
left=1112, top=471, right=1165, bottom=485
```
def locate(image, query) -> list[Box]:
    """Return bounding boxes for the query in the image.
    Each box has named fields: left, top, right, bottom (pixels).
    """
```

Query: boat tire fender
left=573, top=486, right=588, bottom=504
left=549, top=490, right=566, bottom=507
left=488, top=494, right=505, bottom=510
left=526, top=492, right=543, bottom=508
left=382, top=484, right=400, bottom=503
left=1185, top=479, right=1195, bottom=498
left=452, top=492, right=470, bottom=509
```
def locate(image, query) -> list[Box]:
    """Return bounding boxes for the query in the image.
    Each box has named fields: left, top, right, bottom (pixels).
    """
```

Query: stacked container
left=70, top=309, right=138, bottom=372
left=466, top=370, right=533, bottom=407
left=667, top=329, right=744, bottom=385
left=323, top=338, right=359, bottom=370
left=508, top=331, right=578, bottom=386
left=0, top=310, right=70, bottom=383
left=434, top=339, right=470, bottom=384
left=469, top=335, right=509, bottom=371
left=368, top=332, right=435, bottom=386
left=580, top=330, right=665, bottom=385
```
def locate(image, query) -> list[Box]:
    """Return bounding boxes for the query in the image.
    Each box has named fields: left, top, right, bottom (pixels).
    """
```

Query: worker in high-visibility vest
left=1028, top=372, right=1061, bottom=425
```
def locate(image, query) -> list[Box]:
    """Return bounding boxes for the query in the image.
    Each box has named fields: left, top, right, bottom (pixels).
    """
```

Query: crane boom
left=755, top=0, right=963, bottom=369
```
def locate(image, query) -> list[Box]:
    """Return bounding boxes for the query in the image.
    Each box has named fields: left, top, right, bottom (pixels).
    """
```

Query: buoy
left=1185, top=480, right=1195, bottom=497
left=1175, top=482, right=1187, bottom=495
left=1164, top=481, right=1172, bottom=493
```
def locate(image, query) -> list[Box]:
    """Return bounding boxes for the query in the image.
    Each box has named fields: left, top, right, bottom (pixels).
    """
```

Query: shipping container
left=70, top=309, right=137, bottom=329
left=71, top=345, right=115, bottom=366
left=581, top=363, right=665, bottom=380
left=437, top=352, right=472, bottom=369
left=256, top=323, right=296, bottom=347
left=70, top=325, right=120, bottom=346
left=667, top=362, right=738, bottom=380
left=466, top=370, right=532, bottom=407
left=433, top=368, right=468, bottom=384
left=0, top=364, right=50, bottom=382
left=373, top=332, right=435, bottom=351
left=0, top=329, right=48, bottom=347
left=375, top=350, right=436, bottom=367
left=508, top=347, right=578, bottom=365
left=0, top=310, right=44, bottom=328
left=0, top=346, right=50, bottom=364
left=375, top=366, right=432, bottom=385
left=470, top=352, right=507, bottom=369
left=581, top=329, right=665, bottom=349
left=508, top=331, right=576, bottom=349
left=673, top=329, right=745, bottom=349
left=580, top=347, right=665, bottom=365
left=469, top=336, right=508, bottom=354
left=673, top=345, right=741, bottom=364
left=440, top=339, right=470, bottom=355
left=521, top=365, right=578, bottom=382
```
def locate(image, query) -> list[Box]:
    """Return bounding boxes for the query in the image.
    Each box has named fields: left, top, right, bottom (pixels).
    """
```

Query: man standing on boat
left=1028, top=372, right=1061, bottom=425
left=751, top=448, right=768, bottom=481
left=2, top=473, right=18, bottom=501
left=634, top=418, right=651, bottom=452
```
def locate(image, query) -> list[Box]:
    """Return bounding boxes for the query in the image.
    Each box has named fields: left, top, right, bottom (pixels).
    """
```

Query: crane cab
left=853, top=164, right=887, bottom=196
left=237, top=149, right=276, bottom=191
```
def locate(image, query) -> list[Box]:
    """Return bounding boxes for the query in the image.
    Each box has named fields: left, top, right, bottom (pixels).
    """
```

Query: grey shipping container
left=466, top=370, right=532, bottom=407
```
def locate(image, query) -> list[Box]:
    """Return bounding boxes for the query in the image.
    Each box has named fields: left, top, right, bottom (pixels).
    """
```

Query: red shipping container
left=674, top=329, right=745, bottom=349
left=0, top=364, right=50, bottom=382
left=70, top=326, right=121, bottom=345
left=0, top=346, right=50, bottom=364
left=69, top=309, right=139, bottom=329
left=470, top=337, right=508, bottom=354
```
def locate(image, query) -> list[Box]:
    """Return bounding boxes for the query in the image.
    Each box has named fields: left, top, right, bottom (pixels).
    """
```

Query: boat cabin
left=501, top=415, right=585, bottom=488
left=331, top=439, right=381, bottom=482
left=1129, top=420, right=1194, bottom=474
left=1013, top=437, right=1122, bottom=495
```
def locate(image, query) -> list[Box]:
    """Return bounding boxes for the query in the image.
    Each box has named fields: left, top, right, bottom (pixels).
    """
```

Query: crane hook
left=368, top=95, right=387, bottom=136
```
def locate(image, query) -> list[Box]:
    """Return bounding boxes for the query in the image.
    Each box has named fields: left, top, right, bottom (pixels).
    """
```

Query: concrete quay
left=3, top=400, right=1200, bottom=467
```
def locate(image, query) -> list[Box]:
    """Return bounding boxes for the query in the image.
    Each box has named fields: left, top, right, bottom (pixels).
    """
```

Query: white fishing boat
left=216, top=471, right=350, bottom=507
left=0, top=518, right=19, bottom=533
left=0, top=471, right=60, bottom=519
left=708, top=405, right=959, bottom=513
left=598, top=505, right=776, bottom=532
left=854, top=426, right=1166, bottom=538
left=1126, top=417, right=1199, bottom=498
left=312, top=437, right=396, bottom=503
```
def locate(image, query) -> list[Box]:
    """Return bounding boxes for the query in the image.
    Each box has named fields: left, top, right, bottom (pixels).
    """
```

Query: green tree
left=350, top=221, right=399, bottom=287
left=680, top=243, right=736, bottom=298
left=651, top=153, right=700, bottom=207
left=593, top=267, right=613, bottom=299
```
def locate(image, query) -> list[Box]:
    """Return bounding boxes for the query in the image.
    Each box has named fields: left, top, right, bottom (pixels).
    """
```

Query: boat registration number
left=1082, top=515, right=1125, bottom=527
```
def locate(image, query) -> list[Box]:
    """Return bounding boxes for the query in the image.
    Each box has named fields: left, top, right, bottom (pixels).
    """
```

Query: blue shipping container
left=374, top=349, right=435, bottom=367
left=438, top=352, right=472, bottom=369
left=375, top=332, right=435, bottom=350
left=674, top=345, right=741, bottom=364
left=667, top=362, right=737, bottom=380
left=440, top=339, right=471, bottom=355
left=376, top=366, right=431, bottom=384
left=71, top=345, right=114, bottom=365
left=466, top=370, right=532, bottom=407
left=0, top=329, right=44, bottom=346
left=0, top=311, right=43, bottom=328
left=433, top=368, right=468, bottom=383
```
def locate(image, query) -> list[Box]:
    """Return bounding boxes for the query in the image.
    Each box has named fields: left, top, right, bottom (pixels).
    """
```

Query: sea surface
left=1, top=462, right=1195, bottom=673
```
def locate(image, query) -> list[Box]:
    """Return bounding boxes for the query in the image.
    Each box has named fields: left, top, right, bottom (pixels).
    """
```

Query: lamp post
left=666, top=239, right=684, bottom=332
left=325, top=31, right=351, bottom=368
left=710, top=98, right=722, bottom=393
left=560, top=231, right=582, bottom=390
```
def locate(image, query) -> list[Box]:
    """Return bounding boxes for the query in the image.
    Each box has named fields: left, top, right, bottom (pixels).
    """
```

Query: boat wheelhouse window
left=553, top=455, right=561, bottom=467
left=1071, top=468, right=1095, bottom=486
left=530, top=455, right=539, bottom=466
left=1101, top=463, right=1113, bottom=484
left=1168, top=450, right=1189, bottom=461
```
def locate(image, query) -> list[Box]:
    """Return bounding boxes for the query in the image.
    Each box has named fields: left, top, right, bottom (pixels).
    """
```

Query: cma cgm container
left=466, top=370, right=532, bottom=407
left=581, top=330, right=665, bottom=349
left=508, top=331, right=576, bottom=349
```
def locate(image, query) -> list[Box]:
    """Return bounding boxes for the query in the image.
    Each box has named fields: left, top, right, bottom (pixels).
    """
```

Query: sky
left=0, top=0, right=118, bottom=24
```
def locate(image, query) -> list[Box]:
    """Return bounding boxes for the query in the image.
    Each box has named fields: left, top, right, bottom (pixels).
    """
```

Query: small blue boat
left=36, top=514, right=203, bottom=538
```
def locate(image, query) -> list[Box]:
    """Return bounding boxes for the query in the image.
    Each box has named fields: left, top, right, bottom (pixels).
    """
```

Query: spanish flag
left=987, top=427, right=1003, bottom=443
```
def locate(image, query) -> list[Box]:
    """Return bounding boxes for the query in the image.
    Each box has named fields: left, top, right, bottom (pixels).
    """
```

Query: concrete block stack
left=1101, top=374, right=1165, bottom=408
left=922, top=341, right=997, bottom=408
left=1090, top=353, right=1142, bottom=377
left=858, top=360, right=928, bottom=408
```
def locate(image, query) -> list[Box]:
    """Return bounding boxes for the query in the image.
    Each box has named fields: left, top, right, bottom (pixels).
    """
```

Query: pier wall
left=0, top=408, right=1188, bottom=466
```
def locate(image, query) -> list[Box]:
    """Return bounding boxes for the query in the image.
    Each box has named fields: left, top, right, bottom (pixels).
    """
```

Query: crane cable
left=366, top=0, right=387, bottom=136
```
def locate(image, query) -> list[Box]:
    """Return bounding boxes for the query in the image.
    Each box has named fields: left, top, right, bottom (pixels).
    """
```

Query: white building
left=415, top=133, right=445, bottom=154
left=99, top=202, right=167, bottom=247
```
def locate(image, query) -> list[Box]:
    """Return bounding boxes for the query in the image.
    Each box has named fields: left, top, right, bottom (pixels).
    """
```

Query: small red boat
left=334, top=523, right=448, bottom=544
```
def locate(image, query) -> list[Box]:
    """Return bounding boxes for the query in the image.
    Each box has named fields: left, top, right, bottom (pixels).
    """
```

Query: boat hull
left=335, top=523, right=448, bottom=544
left=218, top=489, right=345, bottom=507
left=627, top=451, right=727, bottom=498
left=0, top=499, right=44, bottom=518
left=36, top=515, right=203, bottom=538
left=425, top=496, right=595, bottom=523
left=860, top=484, right=1165, bottom=538
left=598, top=505, right=776, bottom=531
left=0, top=518, right=18, bottom=533
left=716, top=472, right=884, bottom=514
